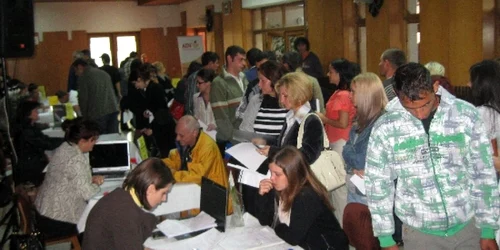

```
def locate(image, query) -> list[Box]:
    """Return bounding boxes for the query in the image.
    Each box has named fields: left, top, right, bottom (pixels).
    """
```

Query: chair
left=16, top=187, right=81, bottom=250
left=342, top=203, right=381, bottom=250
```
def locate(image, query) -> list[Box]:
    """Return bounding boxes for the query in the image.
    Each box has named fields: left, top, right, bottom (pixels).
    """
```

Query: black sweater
left=255, top=186, right=348, bottom=250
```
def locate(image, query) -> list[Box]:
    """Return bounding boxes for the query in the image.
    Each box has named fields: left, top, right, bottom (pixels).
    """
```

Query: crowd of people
left=0, top=36, right=499, bottom=250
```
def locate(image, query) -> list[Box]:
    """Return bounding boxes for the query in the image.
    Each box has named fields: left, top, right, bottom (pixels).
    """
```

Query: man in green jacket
left=210, top=45, right=248, bottom=156
left=365, top=63, right=499, bottom=250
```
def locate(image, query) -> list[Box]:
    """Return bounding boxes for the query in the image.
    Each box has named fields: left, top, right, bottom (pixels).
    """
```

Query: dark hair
left=81, top=49, right=91, bottom=57
left=28, top=83, right=38, bottom=93
left=381, top=48, right=407, bottom=68
left=224, top=46, right=246, bottom=64
left=135, top=63, right=158, bottom=83
left=55, top=90, right=68, bottom=99
left=16, top=100, right=40, bottom=124
left=431, top=75, right=454, bottom=95
left=101, top=53, right=111, bottom=64
left=128, top=59, right=143, bottom=83
left=201, top=52, right=219, bottom=66
left=393, top=62, right=432, bottom=101
left=122, top=158, right=175, bottom=210
left=263, top=51, right=277, bottom=62
left=330, top=58, right=360, bottom=91
left=254, top=51, right=269, bottom=64
left=71, top=58, right=88, bottom=68
left=196, top=69, right=216, bottom=83
left=246, top=48, right=262, bottom=67
left=293, top=37, right=310, bottom=51
left=62, top=117, right=101, bottom=144
left=184, top=61, right=203, bottom=79
left=258, top=60, right=286, bottom=89
left=469, top=60, right=500, bottom=108
left=271, top=146, right=332, bottom=212
left=281, top=51, right=301, bottom=71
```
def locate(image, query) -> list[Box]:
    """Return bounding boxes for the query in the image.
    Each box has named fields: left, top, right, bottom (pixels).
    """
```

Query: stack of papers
left=157, top=212, right=217, bottom=238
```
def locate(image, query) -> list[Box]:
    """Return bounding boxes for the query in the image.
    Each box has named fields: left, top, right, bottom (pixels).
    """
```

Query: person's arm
left=24, top=128, right=62, bottom=150
left=299, top=115, right=324, bottom=164
left=162, top=149, right=181, bottom=172
left=467, top=115, right=500, bottom=240
left=254, top=188, right=276, bottom=227
left=77, top=77, right=88, bottom=117
left=68, top=156, right=100, bottom=200
left=364, top=121, right=397, bottom=248
left=317, top=111, right=349, bottom=129
left=111, top=214, right=157, bottom=250
left=210, top=78, right=235, bottom=141
left=115, top=82, right=122, bottom=100
left=172, top=145, right=220, bottom=184
left=274, top=188, right=324, bottom=245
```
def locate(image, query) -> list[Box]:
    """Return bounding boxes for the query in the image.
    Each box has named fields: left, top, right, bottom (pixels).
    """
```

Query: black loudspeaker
left=0, top=0, right=34, bottom=58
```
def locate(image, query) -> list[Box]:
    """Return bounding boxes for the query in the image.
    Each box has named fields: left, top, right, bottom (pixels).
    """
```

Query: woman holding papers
left=255, top=146, right=348, bottom=250
left=35, top=117, right=103, bottom=239
left=342, top=73, right=388, bottom=249
left=83, top=158, right=175, bottom=250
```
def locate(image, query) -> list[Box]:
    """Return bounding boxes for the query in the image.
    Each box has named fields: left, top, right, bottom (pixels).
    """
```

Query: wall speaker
left=0, top=0, right=35, bottom=58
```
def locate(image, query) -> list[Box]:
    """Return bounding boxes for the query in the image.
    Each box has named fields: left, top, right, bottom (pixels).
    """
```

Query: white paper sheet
left=225, top=142, right=267, bottom=171
left=145, top=228, right=224, bottom=250
left=122, top=110, right=134, bottom=124
left=157, top=212, right=217, bottom=238
left=350, top=174, right=366, bottom=195
left=198, top=120, right=217, bottom=140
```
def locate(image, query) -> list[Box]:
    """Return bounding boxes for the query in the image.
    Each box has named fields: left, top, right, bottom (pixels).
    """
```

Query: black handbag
left=9, top=231, right=44, bottom=250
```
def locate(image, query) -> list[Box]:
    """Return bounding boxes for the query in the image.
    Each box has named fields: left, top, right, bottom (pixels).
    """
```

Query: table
left=77, top=181, right=201, bottom=232
left=143, top=213, right=301, bottom=250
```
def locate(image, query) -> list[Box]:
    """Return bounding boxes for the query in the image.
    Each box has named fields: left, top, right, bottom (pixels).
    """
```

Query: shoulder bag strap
left=297, top=113, right=329, bottom=149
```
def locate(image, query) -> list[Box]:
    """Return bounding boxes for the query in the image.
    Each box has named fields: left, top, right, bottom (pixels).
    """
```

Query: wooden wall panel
left=221, top=0, right=252, bottom=54
left=421, top=0, right=482, bottom=87
left=365, top=0, right=406, bottom=74
left=7, top=31, right=88, bottom=95
left=342, top=0, right=358, bottom=62
left=162, top=27, right=185, bottom=78
left=306, top=0, right=343, bottom=74
left=483, top=0, right=495, bottom=59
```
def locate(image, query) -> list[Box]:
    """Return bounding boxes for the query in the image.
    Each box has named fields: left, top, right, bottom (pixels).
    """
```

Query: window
left=88, top=32, right=139, bottom=67
left=252, top=2, right=305, bottom=57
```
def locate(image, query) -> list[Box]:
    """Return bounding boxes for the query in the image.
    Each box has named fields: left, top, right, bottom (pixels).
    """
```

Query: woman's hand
left=143, top=110, right=152, bottom=118
left=251, top=138, right=267, bottom=145
left=315, top=112, right=327, bottom=123
left=92, top=175, right=104, bottom=186
left=353, top=169, right=365, bottom=178
left=259, top=179, right=273, bottom=196
left=257, top=145, right=270, bottom=157
left=207, top=124, right=216, bottom=131
left=141, top=128, right=153, bottom=136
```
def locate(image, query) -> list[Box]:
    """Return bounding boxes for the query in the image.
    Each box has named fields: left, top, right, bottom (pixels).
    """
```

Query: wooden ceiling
left=34, top=0, right=192, bottom=6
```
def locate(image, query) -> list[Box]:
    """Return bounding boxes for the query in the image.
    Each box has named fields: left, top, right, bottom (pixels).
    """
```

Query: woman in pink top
left=317, top=59, right=359, bottom=154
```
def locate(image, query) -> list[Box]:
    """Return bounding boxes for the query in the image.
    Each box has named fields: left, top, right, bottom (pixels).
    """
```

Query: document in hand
left=225, top=142, right=267, bottom=171
left=156, top=211, right=217, bottom=238
left=198, top=120, right=217, bottom=141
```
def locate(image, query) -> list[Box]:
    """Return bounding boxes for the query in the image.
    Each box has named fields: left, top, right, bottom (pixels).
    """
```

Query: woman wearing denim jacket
left=341, top=73, right=388, bottom=249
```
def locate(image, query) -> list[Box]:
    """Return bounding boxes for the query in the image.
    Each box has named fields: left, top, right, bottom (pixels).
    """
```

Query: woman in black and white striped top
left=253, top=61, right=288, bottom=137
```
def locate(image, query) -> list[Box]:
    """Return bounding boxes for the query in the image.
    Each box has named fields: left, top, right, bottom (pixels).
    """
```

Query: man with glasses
left=365, top=63, right=499, bottom=250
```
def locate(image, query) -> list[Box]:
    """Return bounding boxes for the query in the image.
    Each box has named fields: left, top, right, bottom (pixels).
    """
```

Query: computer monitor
left=200, top=177, right=228, bottom=232
left=89, top=140, right=130, bottom=174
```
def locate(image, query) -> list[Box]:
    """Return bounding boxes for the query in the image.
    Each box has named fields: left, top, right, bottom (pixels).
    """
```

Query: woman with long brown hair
left=255, top=146, right=348, bottom=250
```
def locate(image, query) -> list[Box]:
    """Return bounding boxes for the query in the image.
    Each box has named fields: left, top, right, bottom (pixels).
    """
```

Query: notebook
left=89, top=140, right=130, bottom=180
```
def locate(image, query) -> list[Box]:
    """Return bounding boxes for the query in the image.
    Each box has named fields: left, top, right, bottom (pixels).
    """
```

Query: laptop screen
left=89, top=140, right=130, bottom=173
left=52, top=104, right=66, bottom=127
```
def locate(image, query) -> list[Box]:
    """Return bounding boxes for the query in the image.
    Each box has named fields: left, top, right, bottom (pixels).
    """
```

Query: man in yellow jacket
left=162, top=115, right=231, bottom=214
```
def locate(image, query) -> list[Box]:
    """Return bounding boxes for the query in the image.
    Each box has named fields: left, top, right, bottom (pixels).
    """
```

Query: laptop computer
left=51, top=104, right=66, bottom=127
left=200, top=177, right=228, bottom=232
left=89, top=140, right=130, bottom=180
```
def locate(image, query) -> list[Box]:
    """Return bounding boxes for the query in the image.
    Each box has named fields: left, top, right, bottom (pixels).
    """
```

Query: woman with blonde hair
left=342, top=72, right=388, bottom=249
left=255, top=146, right=348, bottom=249
left=152, top=61, right=174, bottom=103
left=255, top=71, right=323, bottom=165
